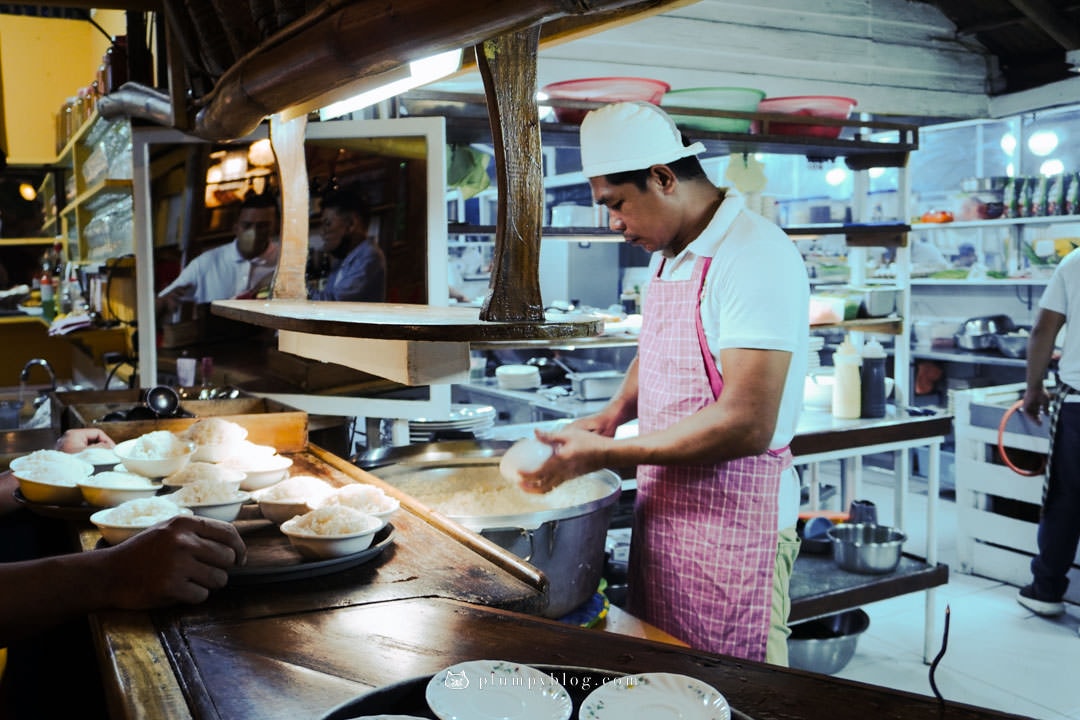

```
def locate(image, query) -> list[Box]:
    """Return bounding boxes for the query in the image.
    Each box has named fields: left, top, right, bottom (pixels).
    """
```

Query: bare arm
left=524, top=347, right=791, bottom=492
left=0, top=515, right=246, bottom=646
left=1022, top=308, right=1065, bottom=423
left=565, top=355, right=640, bottom=437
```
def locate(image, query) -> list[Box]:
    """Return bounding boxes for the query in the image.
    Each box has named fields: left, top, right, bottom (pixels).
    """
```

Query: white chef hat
left=579, top=101, right=706, bottom=178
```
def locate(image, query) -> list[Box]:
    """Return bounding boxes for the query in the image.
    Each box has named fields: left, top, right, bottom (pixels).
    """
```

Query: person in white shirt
left=517, top=102, right=808, bottom=665
left=157, top=193, right=280, bottom=312
left=1016, top=247, right=1080, bottom=627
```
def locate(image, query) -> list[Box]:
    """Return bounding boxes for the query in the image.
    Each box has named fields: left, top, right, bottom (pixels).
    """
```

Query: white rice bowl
left=114, top=432, right=194, bottom=478
left=254, top=475, right=336, bottom=524
left=171, top=478, right=250, bottom=521
left=11, top=450, right=95, bottom=505
left=163, top=461, right=245, bottom=489
left=221, top=453, right=292, bottom=491
left=74, top=446, right=121, bottom=470
left=183, top=418, right=249, bottom=462
left=91, top=496, right=192, bottom=544
left=78, top=471, right=159, bottom=507
left=280, top=505, right=385, bottom=559
left=319, top=483, right=400, bottom=519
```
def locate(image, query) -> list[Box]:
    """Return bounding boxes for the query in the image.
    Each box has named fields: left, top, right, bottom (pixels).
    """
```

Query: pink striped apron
left=627, top=253, right=790, bottom=662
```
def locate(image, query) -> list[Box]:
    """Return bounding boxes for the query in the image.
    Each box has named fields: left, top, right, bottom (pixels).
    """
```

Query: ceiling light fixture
left=319, top=49, right=463, bottom=121
left=1028, top=130, right=1059, bottom=156
left=18, top=182, right=36, bottom=201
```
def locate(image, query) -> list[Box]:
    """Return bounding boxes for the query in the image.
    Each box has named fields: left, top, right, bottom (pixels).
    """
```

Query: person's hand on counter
left=0, top=514, right=246, bottom=646
left=55, top=427, right=115, bottom=453
left=98, top=514, right=247, bottom=609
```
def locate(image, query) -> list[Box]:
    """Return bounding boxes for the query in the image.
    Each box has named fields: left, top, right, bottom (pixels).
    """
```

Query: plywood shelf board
left=211, top=299, right=603, bottom=342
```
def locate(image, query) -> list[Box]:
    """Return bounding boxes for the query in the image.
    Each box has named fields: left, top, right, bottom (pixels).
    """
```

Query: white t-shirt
left=646, top=189, right=810, bottom=529
left=1039, top=247, right=1080, bottom=388
left=158, top=241, right=254, bottom=303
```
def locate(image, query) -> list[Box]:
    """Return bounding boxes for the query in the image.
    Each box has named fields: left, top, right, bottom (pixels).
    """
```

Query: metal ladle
left=145, top=385, right=181, bottom=417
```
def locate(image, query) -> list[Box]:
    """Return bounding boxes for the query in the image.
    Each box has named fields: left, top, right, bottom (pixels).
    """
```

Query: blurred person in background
left=309, top=187, right=386, bottom=302
left=156, top=192, right=280, bottom=314
left=1017, top=247, right=1080, bottom=630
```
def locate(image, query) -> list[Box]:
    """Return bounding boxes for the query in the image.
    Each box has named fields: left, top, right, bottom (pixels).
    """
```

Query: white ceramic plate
left=579, top=673, right=730, bottom=720
left=425, top=660, right=572, bottom=720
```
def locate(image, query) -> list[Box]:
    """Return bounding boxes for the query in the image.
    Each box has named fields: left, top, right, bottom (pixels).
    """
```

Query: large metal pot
left=364, top=440, right=621, bottom=618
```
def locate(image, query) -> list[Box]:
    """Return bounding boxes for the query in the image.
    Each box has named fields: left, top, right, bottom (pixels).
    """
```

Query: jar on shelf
left=104, top=36, right=128, bottom=94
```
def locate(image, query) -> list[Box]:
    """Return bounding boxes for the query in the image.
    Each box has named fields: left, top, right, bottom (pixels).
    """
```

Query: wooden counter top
left=163, top=596, right=1021, bottom=720
left=211, top=299, right=602, bottom=342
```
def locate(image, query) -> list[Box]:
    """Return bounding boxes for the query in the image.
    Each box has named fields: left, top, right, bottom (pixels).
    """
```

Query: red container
left=541, top=77, right=671, bottom=125
left=753, top=95, right=857, bottom=138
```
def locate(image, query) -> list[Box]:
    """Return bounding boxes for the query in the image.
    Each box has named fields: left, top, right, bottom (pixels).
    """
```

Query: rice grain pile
left=80, top=471, right=155, bottom=489
left=164, top=461, right=242, bottom=487
left=11, top=449, right=94, bottom=485
left=75, top=446, right=120, bottom=467
left=171, top=477, right=240, bottom=505
left=388, top=466, right=610, bottom=517
left=125, top=431, right=190, bottom=459
left=102, top=496, right=185, bottom=525
left=282, top=505, right=380, bottom=536
left=321, top=484, right=397, bottom=514
left=258, top=475, right=335, bottom=503
left=183, top=417, right=248, bottom=445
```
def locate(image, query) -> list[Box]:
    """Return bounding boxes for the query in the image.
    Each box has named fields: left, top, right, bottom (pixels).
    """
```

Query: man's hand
left=100, top=515, right=247, bottom=609
left=56, top=428, right=116, bottom=453
left=517, top=427, right=613, bottom=494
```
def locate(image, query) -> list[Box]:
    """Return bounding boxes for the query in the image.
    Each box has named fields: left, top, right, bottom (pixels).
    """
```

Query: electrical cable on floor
left=929, top=604, right=951, bottom=706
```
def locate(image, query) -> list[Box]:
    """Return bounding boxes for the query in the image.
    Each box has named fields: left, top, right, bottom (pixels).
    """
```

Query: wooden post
left=476, top=25, right=546, bottom=323
left=270, top=113, right=310, bottom=300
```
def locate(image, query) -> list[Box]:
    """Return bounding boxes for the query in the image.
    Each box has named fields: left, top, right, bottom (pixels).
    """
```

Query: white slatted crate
left=952, top=384, right=1080, bottom=605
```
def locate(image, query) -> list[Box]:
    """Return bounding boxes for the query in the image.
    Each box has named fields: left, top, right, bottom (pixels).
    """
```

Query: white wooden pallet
left=953, top=384, right=1080, bottom=605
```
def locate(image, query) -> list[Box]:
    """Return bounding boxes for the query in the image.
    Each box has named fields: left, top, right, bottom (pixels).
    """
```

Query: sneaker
left=1017, top=584, right=1065, bottom=617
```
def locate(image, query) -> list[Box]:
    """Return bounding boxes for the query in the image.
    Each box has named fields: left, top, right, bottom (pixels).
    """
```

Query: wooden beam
left=21, top=0, right=161, bottom=10
left=1005, top=0, right=1080, bottom=49
left=449, top=0, right=699, bottom=78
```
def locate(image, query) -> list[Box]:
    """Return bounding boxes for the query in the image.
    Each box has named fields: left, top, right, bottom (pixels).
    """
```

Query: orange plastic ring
left=997, top=399, right=1048, bottom=477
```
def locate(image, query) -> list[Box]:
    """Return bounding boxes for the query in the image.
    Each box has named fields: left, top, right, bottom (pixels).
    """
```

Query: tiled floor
left=820, top=465, right=1080, bottom=720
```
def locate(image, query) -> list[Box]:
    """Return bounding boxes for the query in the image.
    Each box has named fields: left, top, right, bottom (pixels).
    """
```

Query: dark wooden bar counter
left=125, top=596, right=1026, bottom=720
left=70, top=444, right=1028, bottom=720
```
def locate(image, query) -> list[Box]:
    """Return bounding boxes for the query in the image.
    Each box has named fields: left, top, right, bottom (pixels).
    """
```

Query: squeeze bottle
left=860, top=338, right=888, bottom=418
left=832, top=338, right=861, bottom=419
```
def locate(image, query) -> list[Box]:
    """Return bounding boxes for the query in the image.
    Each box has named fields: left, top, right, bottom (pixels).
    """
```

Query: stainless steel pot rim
left=366, top=440, right=622, bottom=531
left=451, top=474, right=622, bottom=531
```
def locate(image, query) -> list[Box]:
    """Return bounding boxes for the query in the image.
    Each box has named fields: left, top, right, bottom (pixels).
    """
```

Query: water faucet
left=20, top=358, right=57, bottom=391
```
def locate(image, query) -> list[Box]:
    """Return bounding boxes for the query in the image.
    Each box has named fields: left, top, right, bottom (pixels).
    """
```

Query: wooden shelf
left=211, top=299, right=603, bottom=342
left=0, top=237, right=56, bottom=247
left=59, top=178, right=133, bottom=219
left=419, top=90, right=919, bottom=166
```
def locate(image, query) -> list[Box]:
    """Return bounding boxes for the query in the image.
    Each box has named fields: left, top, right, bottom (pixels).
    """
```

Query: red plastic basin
left=541, top=77, right=671, bottom=125
left=753, top=95, right=857, bottom=138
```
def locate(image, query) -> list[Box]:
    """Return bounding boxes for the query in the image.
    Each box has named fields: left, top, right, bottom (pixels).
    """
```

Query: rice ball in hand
left=499, top=438, right=554, bottom=483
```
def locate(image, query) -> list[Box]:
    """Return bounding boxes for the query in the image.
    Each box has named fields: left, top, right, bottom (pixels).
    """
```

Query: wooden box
left=51, top=389, right=308, bottom=452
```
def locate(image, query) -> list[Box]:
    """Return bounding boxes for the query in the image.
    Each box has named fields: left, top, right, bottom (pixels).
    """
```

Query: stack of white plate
left=408, top=404, right=497, bottom=443
left=495, top=364, right=541, bottom=390
left=808, top=336, right=825, bottom=373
